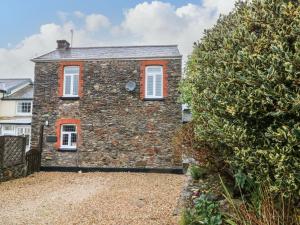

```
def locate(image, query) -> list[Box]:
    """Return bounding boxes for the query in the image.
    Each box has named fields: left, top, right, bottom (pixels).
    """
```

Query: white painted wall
left=0, top=100, right=18, bottom=117
left=0, top=99, right=33, bottom=117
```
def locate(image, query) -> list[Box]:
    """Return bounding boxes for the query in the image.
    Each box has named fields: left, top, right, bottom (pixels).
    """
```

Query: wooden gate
left=25, top=125, right=44, bottom=175
left=25, top=149, right=41, bottom=175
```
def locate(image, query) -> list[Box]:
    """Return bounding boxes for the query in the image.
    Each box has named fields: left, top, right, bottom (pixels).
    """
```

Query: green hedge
left=181, top=0, right=300, bottom=196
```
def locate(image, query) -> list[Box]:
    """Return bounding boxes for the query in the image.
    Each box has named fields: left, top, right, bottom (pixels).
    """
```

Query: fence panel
left=0, top=136, right=26, bottom=181
left=3, top=136, right=26, bottom=167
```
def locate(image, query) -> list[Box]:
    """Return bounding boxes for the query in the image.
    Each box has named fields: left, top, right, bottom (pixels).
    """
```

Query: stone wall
left=31, top=58, right=182, bottom=168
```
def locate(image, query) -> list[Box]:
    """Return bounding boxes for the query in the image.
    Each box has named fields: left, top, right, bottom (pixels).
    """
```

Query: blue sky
left=0, top=0, right=236, bottom=78
left=1, top=0, right=202, bottom=47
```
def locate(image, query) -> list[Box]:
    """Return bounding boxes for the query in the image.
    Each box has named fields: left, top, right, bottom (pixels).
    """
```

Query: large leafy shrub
left=181, top=0, right=300, bottom=197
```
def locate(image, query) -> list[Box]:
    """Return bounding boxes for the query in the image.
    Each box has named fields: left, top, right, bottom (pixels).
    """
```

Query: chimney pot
left=57, top=40, right=70, bottom=50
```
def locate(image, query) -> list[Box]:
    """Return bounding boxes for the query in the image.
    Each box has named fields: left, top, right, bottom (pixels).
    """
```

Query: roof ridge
left=68, top=44, right=178, bottom=49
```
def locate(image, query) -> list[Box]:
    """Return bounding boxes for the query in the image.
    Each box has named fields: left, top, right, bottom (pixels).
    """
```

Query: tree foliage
left=181, top=0, right=300, bottom=196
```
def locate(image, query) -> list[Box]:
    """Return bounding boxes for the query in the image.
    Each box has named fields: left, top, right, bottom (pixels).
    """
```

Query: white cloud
left=203, top=0, right=236, bottom=15
left=85, top=14, right=110, bottom=31
left=118, top=0, right=236, bottom=62
left=74, top=11, right=85, bottom=18
left=0, top=1, right=236, bottom=79
left=57, top=11, right=69, bottom=21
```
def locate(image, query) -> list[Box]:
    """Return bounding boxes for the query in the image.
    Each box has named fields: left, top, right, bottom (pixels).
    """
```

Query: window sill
left=60, top=96, right=80, bottom=100
left=143, top=98, right=165, bottom=101
left=58, top=148, right=77, bottom=152
left=16, top=113, right=32, bottom=116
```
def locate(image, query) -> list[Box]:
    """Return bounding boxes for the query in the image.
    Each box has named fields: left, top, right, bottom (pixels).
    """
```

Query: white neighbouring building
left=0, top=79, right=33, bottom=151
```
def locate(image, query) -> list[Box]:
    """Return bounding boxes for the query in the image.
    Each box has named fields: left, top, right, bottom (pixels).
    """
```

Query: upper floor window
left=16, top=101, right=32, bottom=115
left=145, top=66, right=163, bottom=99
left=63, top=66, right=79, bottom=97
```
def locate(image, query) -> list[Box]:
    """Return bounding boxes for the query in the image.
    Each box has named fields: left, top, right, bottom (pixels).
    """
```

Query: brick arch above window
left=55, top=118, right=81, bottom=150
left=140, top=60, right=168, bottom=100
left=58, top=61, right=84, bottom=98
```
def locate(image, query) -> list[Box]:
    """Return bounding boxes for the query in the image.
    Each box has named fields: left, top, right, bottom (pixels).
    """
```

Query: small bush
left=189, top=165, right=208, bottom=180
left=180, top=194, right=222, bottom=225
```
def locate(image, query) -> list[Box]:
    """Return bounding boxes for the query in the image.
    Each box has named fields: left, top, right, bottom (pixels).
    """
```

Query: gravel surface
left=0, top=172, right=184, bottom=225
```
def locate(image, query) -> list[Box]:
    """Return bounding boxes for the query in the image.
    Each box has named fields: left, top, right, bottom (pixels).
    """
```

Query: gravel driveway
left=0, top=172, right=184, bottom=225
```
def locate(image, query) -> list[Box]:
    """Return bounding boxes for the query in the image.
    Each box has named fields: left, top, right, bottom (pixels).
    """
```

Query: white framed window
left=63, top=66, right=80, bottom=97
left=16, top=126, right=31, bottom=149
left=145, top=66, right=163, bottom=99
left=16, top=101, right=32, bottom=115
left=1, top=125, right=15, bottom=135
left=60, top=124, right=77, bottom=149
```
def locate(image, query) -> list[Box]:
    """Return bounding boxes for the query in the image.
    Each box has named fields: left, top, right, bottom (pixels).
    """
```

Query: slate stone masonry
left=31, top=58, right=182, bottom=168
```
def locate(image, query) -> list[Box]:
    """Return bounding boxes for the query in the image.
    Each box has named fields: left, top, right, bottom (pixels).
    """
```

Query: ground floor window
left=16, top=126, right=31, bottom=148
left=60, top=124, right=77, bottom=149
left=1, top=125, right=15, bottom=135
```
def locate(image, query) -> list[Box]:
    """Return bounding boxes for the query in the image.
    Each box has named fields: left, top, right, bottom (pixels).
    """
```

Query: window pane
left=64, top=75, right=71, bottom=95
left=155, top=74, right=163, bottom=97
left=17, top=103, right=22, bottom=113
left=22, top=102, right=31, bottom=113
left=64, top=66, right=79, bottom=75
left=73, top=75, right=79, bottom=95
left=25, top=127, right=31, bottom=134
left=147, top=75, right=154, bottom=96
left=17, top=101, right=31, bottom=113
left=62, top=134, right=69, bottom=145
left=147, top=66, right=162, bottom=74
left=63, top=125, right=76, bottom=132
left=16, top=128, right=23, bottom=135
left=71, top=133, right=77, bottom=146
left=4, top=125, right=14, bottom=131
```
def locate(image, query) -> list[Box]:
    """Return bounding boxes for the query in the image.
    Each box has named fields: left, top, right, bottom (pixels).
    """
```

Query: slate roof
left=32, top=45, right=182, bottom=62
left=0, top=79, right=32, bottom=94
left=3, top=84, right=33, bottom=100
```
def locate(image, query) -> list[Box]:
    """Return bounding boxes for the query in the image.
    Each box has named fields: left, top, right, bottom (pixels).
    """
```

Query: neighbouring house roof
left=0, top=83, right=5, bottom=93
left=0, top=79, right=32, bottom=94
left=0, top=117, right=32, bottom=125
left=2, top=84, right=33, bottom=100
left=32, top=45, right=182, bottom=62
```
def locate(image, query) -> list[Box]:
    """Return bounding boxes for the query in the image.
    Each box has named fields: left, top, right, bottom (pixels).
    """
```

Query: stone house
left=0, top=79, right=33, bottom=150
left=31, top=40, right=182, bottom=169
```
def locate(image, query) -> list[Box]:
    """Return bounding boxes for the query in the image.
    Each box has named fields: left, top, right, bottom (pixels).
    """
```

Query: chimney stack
left=56, top=40, right=70, bottom=50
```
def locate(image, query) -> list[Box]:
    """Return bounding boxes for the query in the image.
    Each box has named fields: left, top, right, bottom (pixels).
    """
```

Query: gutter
left=31, top=56, right=183, bottom=63
left=0, top=122, right=31, bottom=125
left=1, top=98, right=33, bottom=101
